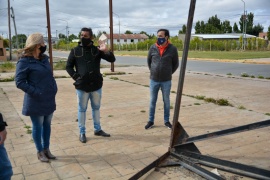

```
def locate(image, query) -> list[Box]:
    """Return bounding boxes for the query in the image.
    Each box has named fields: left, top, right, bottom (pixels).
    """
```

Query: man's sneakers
left=145, top=122, right=154, bottom=129
left=164, top=122, right=172, bottom=129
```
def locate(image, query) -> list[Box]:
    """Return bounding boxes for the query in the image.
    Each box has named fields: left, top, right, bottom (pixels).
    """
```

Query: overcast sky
left=0, top=0, right=270, bottom=38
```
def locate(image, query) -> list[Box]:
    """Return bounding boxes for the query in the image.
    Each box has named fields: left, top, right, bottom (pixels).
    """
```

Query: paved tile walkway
left=0, top=66, right=269, bottom=179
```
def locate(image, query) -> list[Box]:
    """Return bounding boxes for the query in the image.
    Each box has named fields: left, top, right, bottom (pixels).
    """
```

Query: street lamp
left=113, top=12, right=120, bottom=51
left=241, top=0, right=246, bottom=50
left=58, top=19, right=69, bottom=43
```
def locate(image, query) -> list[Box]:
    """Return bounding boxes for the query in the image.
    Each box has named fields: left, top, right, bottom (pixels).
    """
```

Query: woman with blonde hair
left=15, top=33, right=57, bottom=162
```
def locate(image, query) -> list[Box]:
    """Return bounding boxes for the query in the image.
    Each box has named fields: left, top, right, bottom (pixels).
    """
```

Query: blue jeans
left=30, top=113, right=53, bottom=152
left=149, top=79, right=171, bottom=123
left=76, top=88, right=102, bottom=134
left=0, top=144, right=13, bottom=180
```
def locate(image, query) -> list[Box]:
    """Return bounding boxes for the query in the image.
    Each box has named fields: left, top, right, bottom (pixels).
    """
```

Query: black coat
left=66, top=44, right=115, bottom=92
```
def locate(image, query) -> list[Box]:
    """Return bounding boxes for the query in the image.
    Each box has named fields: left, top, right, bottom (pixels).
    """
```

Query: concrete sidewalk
left=0, top=66, right=269, bottom=179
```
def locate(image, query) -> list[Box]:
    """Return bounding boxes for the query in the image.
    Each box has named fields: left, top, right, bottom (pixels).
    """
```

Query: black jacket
left=147, top=43, right=179, bottom=82
left=66, top=44, right=115, bottom=92
left=0, top=113, right=7, bottom=132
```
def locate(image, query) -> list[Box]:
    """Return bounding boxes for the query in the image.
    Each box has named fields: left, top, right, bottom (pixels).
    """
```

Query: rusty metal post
left=109, top=0, right=114, bottom=72
left=170, top=0, right=197, bottom=148
left=7, top=0, right=12, bottom=60
left=45, top=0, right=53, bottom=71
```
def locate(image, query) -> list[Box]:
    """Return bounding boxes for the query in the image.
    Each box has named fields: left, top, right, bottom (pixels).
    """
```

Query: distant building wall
left=259, top=32, right=268, bottom=40
left=0, top=40, right=7, bottom=61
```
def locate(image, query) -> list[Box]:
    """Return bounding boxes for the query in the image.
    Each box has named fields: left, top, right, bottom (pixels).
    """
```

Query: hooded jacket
left=15, top=55, right=57, bottom=116
left=147, top=43, right=179, bottom=82
left=66, top=44, right=115, bottom=92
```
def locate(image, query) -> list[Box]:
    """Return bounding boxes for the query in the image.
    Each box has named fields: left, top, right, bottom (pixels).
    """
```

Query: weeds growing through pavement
left=24, top=125, right=32, bottom=134
left=238, top=105, right=246, bottom=110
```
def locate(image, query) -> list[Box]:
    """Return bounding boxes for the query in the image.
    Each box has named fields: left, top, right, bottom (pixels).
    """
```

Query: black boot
left=44, top=149, right=56, bottom=159
left=37, top=151, right=49, bottom=162
left=79, top=134, right=86, bottom=143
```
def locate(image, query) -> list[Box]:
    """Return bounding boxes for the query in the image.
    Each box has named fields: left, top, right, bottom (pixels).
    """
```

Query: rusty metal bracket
left=129, top=0, right=270, bottom=179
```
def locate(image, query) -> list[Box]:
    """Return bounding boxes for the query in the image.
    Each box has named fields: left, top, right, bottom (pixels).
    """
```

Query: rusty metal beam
left=176, top=119, right=270, bottom=146
left=171, top=152, right=224, bottom=180
left=45, top=0, right=53, bottom=71
left=128, top=151, right=170, bottom=180
left=170, top=0, right=197, bottom=148
left=109, top=0, right=114, bottom=72
left=176, top=151, right=270, bottom=180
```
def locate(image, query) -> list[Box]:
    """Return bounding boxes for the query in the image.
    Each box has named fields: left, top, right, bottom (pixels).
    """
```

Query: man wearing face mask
left=66, top=27, right=115, bottom=143
left=15, top=33, right=58, bottom=162
left=145, top=29, right=179, bottom=130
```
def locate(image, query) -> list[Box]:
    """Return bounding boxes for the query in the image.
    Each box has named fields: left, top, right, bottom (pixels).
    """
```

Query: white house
left=99, top=33, right=149, bottom=45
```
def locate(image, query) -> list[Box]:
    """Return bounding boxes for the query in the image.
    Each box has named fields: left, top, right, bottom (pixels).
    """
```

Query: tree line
left=179, top=12, right=265, bottom=37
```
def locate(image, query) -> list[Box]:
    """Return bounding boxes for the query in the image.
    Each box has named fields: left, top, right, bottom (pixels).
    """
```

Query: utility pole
left=241, top=0, right=246, bottom=50
left=10, top=7, right=18, bottom=49
left=7, top=0, right=12, bottom=60
left=58, top=19, right=69, bottom=43
left=109, top=0, right=114, bottom=72
left=244, top=10, right=247, bottom=51
left=113, top=12, right=120, bottom=51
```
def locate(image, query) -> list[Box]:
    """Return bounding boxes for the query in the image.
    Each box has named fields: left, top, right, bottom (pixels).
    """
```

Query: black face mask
left=39, top=45, right=47, bottom=55
left=81, top=37, right=93, bottom=47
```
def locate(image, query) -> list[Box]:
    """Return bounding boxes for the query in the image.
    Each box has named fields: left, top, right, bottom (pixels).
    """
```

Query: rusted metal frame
left=176, top=151, right=270, bottom=180
left=170, top=0, right=197, bottom=148
left=129, top=1, right=198, bottom=178
left=109, top=0, right=114, bottom=72
left=170, top=152, right=224, bottom=180
left=175, top=119, right=270, bottom=146
left=45, top=0, right=53, bottom=71
left=128, top=151, right=170, bottom=180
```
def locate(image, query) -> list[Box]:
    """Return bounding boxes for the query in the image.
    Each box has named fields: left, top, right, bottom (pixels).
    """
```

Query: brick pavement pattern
left=0, top=66, right=269, bottom=179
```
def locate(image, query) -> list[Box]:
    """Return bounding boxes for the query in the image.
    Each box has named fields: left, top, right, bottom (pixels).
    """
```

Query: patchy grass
left=24, top=125, right=32, bottom=134
left=0, top=76, right=15, bottom=82
left=103, top=71, right=126, bottom=75
left=114, top=51, right=270, bottom=60
left=0, top=62, right=16, bottom=72
left=241, top=72, right=249, bottom=77
left=110, top=76, right=119, bottom=80
left=204, top=97, right=232, bottom=106
left=265, top=113, right=270, bottom=116
left=53, top=60, right=66, bottom=70
left=195, top=95, right=205, bottom=100
left=238, top=105, right=246, bottom=110
left=140, top=110, right=146, bottom=113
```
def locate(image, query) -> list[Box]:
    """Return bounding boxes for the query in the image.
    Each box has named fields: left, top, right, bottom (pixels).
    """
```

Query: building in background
left=99, top=33, right=148, bottom=45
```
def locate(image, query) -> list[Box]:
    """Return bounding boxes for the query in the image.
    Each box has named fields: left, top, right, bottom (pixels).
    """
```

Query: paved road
left=52, top=51, right=270, bottom=77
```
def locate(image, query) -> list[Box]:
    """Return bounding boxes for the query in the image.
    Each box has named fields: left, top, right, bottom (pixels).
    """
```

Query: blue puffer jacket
left=15, top=55, right=57, bottom=116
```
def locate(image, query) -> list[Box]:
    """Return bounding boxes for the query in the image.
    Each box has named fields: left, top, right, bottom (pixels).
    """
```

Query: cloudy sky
left=0, top=0, right=270, bottom=38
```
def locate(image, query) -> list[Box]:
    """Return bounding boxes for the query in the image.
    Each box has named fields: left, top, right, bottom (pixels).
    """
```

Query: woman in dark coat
left=15, top=33, right=57, bottom=162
